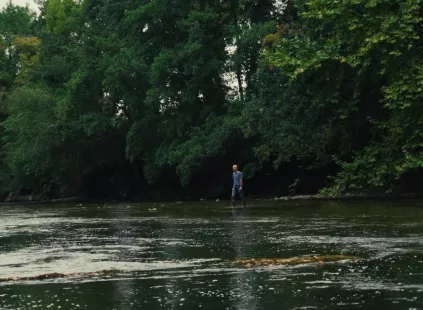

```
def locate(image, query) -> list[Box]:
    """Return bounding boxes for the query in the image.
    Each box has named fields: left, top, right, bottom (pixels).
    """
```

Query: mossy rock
left=232, top=255, right=359, bottom=267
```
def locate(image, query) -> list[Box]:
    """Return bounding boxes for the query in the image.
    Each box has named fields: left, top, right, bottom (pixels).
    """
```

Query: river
left=1, top=200, right=423, bottom=309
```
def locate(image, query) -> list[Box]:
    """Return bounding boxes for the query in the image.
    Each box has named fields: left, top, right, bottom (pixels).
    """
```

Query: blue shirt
left=233, top=171, right=243, bottom=187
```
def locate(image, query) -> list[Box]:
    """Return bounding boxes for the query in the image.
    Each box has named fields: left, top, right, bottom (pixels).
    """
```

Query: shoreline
left=0, top=193, right=418, bottom=205
left=273, top=193, right=417, bottom=201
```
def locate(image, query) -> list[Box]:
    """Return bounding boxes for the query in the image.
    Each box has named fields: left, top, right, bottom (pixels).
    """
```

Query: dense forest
left=1, top=0, right=423, bottom=201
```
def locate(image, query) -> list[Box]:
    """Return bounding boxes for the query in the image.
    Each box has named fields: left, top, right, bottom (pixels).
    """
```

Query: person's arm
left=240, top=173, right=243, bottom=190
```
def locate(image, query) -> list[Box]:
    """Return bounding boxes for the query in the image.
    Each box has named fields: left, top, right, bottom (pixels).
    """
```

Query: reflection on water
left=1, top=200, right=423, bottom=309
left=231, top=207, right=257, bottom=310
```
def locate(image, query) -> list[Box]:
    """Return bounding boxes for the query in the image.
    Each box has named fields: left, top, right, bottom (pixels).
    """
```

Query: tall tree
left=265, top=0, right=423, bottom=194
left=0, top=2, right=37, bottom=99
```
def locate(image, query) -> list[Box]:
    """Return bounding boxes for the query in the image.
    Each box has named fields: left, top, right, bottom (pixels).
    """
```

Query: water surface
left=1, top=200, right=423, bottom=309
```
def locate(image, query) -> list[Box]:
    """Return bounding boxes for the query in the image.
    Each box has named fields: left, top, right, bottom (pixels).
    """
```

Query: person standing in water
left=232, top=165, right=246, bottom=208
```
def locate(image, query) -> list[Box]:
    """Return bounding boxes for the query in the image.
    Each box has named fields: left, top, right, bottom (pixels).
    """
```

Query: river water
left=1, top=200, right=423, bottom=309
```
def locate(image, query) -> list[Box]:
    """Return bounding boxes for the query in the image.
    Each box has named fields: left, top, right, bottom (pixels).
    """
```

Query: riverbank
left=273, top=193, right=417, bottom=201
left=2, top=195, right=83, bottom=204
left=1, top=192, right=418, bottom=204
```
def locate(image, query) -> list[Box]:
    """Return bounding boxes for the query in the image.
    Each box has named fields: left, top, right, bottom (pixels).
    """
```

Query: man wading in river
left=232, top=165, right=246, bottom=208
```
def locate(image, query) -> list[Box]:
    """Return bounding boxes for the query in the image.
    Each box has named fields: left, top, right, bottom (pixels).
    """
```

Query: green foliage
left=266, top=0, right=423, bottom=194
left=2, top=87, right=59, bottom=193
left=155, top=112, right=243, bottom=185
left=0, top=1, right=36, bottom=36
left=45, top=0, right=80, bottom=36
left=0, top=2, right=38, bottom=97
left=3, top=0, right=423, bottom=199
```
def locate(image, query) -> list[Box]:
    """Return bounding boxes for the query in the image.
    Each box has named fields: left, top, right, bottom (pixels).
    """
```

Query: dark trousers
left=231, top=186, right=246, bottom=207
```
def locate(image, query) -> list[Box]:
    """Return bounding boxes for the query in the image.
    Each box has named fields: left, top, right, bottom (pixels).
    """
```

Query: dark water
left=1, top=200, right=423, bottom=309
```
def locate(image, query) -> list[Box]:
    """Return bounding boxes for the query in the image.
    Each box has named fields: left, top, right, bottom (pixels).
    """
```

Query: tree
left=265, top=0, right=423, bottom=194
left=0, top=2, right=37, bottom=99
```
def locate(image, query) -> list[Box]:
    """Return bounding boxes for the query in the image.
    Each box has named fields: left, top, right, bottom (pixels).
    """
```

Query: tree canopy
left=0, top=0, right=422, bottom=200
